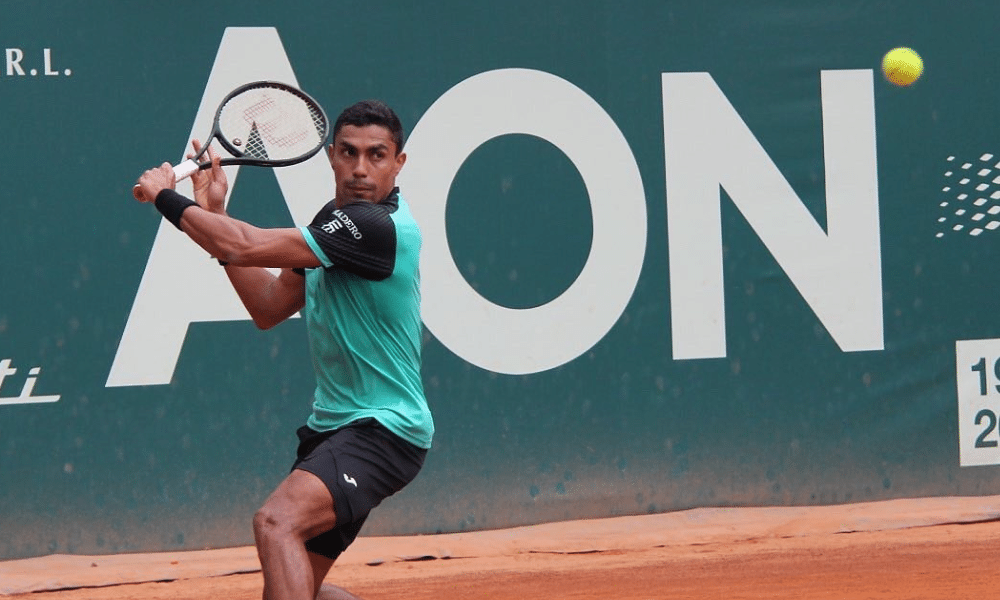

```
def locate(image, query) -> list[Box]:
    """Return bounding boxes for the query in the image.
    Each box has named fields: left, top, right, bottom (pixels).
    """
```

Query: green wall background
left=2, top=1, right=999, bottom=559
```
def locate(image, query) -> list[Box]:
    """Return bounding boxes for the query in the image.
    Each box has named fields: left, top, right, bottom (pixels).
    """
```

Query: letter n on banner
left=662, top=70, right=882, bottom=360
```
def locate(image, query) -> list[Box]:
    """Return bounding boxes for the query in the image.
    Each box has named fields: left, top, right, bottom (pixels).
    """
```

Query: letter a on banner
left=107, top=27, right=333, bottom=387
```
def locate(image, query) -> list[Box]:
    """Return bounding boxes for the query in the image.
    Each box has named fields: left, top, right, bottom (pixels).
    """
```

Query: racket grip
left=132, top=159, right=201, bottom=201
left=173, top=158, right=200, bottom=181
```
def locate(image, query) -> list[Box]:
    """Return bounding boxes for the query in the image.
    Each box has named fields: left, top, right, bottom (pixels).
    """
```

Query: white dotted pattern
left=937, top=154, right=1000, bottom=238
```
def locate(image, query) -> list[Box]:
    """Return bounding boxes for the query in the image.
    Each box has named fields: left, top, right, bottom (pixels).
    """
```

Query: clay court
left=3, top=496, right=998, bottom=599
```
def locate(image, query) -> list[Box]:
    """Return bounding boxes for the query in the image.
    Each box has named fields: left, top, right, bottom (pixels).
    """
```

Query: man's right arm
left=221, top=265, right=306, bottom=330
left=168, top=200, right=316, bottom=329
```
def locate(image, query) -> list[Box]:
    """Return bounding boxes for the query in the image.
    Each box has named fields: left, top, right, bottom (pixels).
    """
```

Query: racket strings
left=218, top=86, right=327, bottom=161
left=243, top=123, right=269, bottom=160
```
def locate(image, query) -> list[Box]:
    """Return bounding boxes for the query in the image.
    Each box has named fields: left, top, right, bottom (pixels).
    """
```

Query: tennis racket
left=133, top=80, right=329, bottom=201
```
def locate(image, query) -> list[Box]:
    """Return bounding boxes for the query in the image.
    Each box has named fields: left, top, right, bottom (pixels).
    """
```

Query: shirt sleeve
left=299, top=201, right=398, bottom=281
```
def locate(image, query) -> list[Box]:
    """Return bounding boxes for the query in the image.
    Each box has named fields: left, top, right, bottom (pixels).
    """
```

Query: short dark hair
left=332, top=99, right=405, bottom=154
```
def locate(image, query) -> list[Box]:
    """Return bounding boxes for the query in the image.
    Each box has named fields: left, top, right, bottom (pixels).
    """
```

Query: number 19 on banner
left=956, top=339, right=1000, bottom=466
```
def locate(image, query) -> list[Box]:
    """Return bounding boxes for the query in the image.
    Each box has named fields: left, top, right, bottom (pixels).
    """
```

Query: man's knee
left=254, top=471, right=338, bottom=543
left=253, top=503, right=289, bottom=540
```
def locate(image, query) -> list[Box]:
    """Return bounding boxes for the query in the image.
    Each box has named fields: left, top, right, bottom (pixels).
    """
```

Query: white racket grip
left=173, top=158, right=200, bottom=181
left=132, top=158, right=202, bottom=201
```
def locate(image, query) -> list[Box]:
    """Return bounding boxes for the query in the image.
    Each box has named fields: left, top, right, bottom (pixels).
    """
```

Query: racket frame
left=206, top=80, right=331, bottom=169
left=133, top=80, right=329, bottom=201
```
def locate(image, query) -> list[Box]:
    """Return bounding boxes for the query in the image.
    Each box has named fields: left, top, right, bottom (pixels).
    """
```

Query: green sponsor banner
left=1, top=0, right=997, bottom=559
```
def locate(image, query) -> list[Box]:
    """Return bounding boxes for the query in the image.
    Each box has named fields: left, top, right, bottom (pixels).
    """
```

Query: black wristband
left=154, top=189, right=198, bottom=230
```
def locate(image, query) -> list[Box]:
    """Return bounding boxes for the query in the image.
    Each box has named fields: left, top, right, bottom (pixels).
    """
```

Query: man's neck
left=335, top=187, right=399, bottom=210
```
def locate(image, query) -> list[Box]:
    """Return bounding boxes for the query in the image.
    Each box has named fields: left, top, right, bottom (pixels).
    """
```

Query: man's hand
left=189, top=140, right=228, bottom=214
left=135, top=163, right=176, bottom=203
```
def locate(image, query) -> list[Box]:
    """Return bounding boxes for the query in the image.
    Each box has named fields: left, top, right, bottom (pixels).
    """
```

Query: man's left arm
left=136, top=159, right=320, bottom=269
left=177, top=205, right=317, bottom=269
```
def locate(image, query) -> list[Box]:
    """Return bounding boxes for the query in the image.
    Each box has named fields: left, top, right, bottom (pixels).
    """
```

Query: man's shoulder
left=308, top=199, right=339, bottom=223
left=389, top=196, right=420, bottom=239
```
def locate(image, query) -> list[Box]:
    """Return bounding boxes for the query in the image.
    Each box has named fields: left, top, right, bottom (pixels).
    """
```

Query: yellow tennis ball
left=882, top=47, right=923, bottom=86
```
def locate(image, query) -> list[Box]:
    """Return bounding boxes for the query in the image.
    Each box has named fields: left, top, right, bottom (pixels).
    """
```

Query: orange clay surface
left=3, top=495, right=1000, bottom=600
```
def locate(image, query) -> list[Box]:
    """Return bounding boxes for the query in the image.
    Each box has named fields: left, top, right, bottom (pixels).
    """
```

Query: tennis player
left=135, top=100, right=434, bottom=600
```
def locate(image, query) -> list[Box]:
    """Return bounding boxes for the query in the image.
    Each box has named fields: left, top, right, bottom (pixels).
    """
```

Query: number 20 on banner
left=956, top=339, right=1000, bottom=466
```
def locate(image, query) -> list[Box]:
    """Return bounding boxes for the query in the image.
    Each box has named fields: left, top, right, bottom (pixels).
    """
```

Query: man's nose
left=353, top=157, right=369, bottom=177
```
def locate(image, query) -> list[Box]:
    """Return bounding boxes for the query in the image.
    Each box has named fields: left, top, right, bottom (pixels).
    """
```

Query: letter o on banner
left=401, top=68, right=647, bottom=375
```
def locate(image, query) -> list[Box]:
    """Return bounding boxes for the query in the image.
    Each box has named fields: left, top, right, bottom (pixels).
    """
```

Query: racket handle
left=132, top=158, right=201, bottom=201
left=173, top=158, right=200, bottom=181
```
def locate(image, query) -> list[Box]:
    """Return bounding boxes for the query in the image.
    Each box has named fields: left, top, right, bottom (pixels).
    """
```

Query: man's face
left=327, top=124, right=406, bottom=205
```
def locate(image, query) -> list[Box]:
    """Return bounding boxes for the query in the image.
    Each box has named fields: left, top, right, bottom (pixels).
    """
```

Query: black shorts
left=291, top=418, right=426, bottom=560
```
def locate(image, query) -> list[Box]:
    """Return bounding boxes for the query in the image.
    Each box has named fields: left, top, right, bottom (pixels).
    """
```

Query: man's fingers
left=208, top=146, right=223, bottom=177
left=188, top=139, right=205, bottom=161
